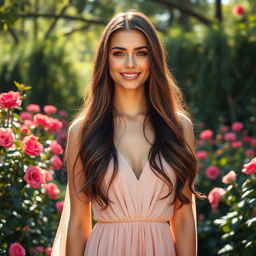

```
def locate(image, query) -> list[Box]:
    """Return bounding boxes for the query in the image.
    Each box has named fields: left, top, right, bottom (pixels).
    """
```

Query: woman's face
left=108, top=29, right=150, bottom=90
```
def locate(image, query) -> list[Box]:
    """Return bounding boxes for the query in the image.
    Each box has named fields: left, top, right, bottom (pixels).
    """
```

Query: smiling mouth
left=120, top=72, right=141, bottom=80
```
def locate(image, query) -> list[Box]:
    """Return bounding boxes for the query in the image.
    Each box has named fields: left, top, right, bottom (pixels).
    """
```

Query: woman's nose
left=125, top=54, right=136, bottom=68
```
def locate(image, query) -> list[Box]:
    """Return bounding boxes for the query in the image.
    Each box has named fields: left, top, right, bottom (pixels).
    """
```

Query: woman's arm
left=170, top=113, right=198, bottom=256
left=66, top=119, right=92, bottom=256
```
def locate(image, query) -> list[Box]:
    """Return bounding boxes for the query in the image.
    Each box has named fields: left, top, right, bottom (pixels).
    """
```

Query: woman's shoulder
left=68, top=117, right=84, bottom=138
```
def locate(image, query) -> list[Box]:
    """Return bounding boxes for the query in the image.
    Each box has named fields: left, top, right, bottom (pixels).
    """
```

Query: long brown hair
left=71, top=11, right=203, bottom=210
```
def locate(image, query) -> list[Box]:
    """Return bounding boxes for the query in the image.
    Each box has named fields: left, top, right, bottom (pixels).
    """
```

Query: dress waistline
left=95, top=219, right=168, bottom=223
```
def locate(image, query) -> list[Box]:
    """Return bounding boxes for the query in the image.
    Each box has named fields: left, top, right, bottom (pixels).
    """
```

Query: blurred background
left=0, top=0, right=256, bottom=255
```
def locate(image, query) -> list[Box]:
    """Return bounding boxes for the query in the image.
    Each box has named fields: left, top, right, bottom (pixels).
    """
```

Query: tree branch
left=63, top=24, right=91, bottom=36
left=7, top=27, right=19, bottom=44
left=154, top=0, right=212, bottom=25
left=17, top=13, right=106, bottom=26
left=44, top=5, right=70, bottom=40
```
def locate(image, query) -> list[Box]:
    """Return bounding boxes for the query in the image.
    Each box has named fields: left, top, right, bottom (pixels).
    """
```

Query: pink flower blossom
left=222, top=170, right=237, bottom=184
left=22, top=135, right=43, bottom=156
left=56, top=201, right=64, bottom=212
left=0, top=91, right=22, bottom=108
left=245, top=149, right=255, bottom=157
left=45, top=117, right=63, bottom=131
left=231, top=141, right=242, bottom=148
left=44, top=183, right=60, bottom=199
left=24, top=120, right=37, bottom=129
left=208, top=187, right=226, bottom=209
left=233, top=5, right=244, bottom=16
left=0, top=128, right=15, bottom=148
left=242, top=158, right=256, bottom=175
left=251, top=139, right=256, bottom=147
left=24, top=165, right=45, bottom=188
left=9, top=242, right=26, bottom=256
left=196, top=151, right=207, bottom=160
left=33, top=113, right=49, bottom=127
left=45, top=247, right=52, bottom=256
left=220, top=125, right=229, bottom=132
left=224, top=132, right=236, bottom=142
left=26, top=104, right=40, bottom=112
left=206, top=165, right=220, bottom=179
left=42, top=169, right=53, bottom=183
left=20, top=111, right=32, bottom=121
left=50, top=155, right=63, bottom=170
left=232, top=121, right=244, bottom=132
left=50, top=140, right=63, bottom=155
left=58, top=110, right=68, bottom=118
left=20, top=125, right=29, bottom=134
left=44, top=105, right=57, bottom=114
left=216, top=134, right=222, bottom=140
left=199, top=129, right=213, bottom=139
left=242, top=135, right=251, bottom=143
left=23, top=225, right=30, bottom=232
left=35, top=246, right=44, bottom=252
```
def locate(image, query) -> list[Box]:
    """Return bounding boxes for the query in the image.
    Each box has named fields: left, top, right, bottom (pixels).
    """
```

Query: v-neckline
left=116, top=150, right=149, bottom=182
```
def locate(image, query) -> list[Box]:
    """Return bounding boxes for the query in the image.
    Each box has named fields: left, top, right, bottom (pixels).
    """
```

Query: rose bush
left=0, top=82, right=68, bottom=255
left=196, top=120, right=256, bottom=256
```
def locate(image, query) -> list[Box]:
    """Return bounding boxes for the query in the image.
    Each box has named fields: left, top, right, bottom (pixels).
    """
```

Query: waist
left=95, top=219, right=168, bottom=223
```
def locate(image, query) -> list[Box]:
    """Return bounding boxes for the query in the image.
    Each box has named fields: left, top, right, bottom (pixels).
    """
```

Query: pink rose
left=221, top=126, right=229, bottom=132
left=222, top=170, right=237, bottom=184
left=205, top=165, right=220, bottom=179
left=26, top=104, right=40, bottom=112
left=22, top=135, right=43, bottom=156
left=216, top=134, right=222, bottom=140
left=9, top=242, right=26, bottom=256
left=58, top=110, right=68, bottom=118
left=20, top=111, right=32, bottom=121
left=35, top=246, right=44, bottom=252
left=20, top=125, right=29, bottom=134
left=232, top=121, right=244, bottom=132
left=24, top=165, right=45, bottom=188
left=0, top=91, right=22, bottom=108
left=45, top=247, right=52, bottom=256
left=245, top=149, right=255, bottom=157
left=196, top=151, right=207, bottom=160
left=50, top=155, right=63, bottom=170
left=23, top=225, right=30, bottom=232
left=224, top=132, right=236, bottom=142
left=50, top=140, right=63, bottom=155
left=44, top=183, right=60, bottom=199
left=242, top=135, right=251, bottom=143
left=208, top=187, right=226, bottom=209
left=233, top=5, right=244, bottom=16
left=0, top=128, right=15, bottom=148
left=242, top=160, right=256, bottom=175
left=55, top=201, right=64, bottom=212
left=231, top=141, right=242, bottom=148
left=199, top=129, right=213, bottom=139
left=251, top=139, right=256, bottom=147
left=43, top=105, right=57, bottom=114
left=42, top=169, right=53, bottom=183
left=33, top=113, right=49, bottom=127
left=24, top=120, right=37, bottom=129
left=45, top=117, right=63, bottom=131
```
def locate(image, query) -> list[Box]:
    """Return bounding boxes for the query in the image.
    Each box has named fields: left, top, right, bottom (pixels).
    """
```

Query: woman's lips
left=120, top=72, right=141, bottom=80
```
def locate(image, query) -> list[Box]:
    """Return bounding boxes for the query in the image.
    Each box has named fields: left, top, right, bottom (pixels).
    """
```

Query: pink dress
left=83, top=151, right=177, bottom=256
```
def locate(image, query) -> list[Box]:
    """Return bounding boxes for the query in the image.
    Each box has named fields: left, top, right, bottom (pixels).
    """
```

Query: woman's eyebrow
left=110, top=46, right=148, bottom=51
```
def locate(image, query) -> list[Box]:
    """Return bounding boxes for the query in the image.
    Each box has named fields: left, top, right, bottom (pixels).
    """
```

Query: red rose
left=43, top=105, right=57, bottom=114
left=9, top=242, right=26, bottom=256
left=22, top=135, right=43, bottom=156
left=23, top=225, right=30, bottom=232
left=45, top=247, right=52, bottom=256
left=44, top=183, right=60, bottom=199
left=222, top=170, right=237, bottom=184
left=33, top=113, right=49, bottom=127
left=208, top=187, right=226, bottom=209
left=26, top=104, right=40, bottom=112
left=242, top=160, right=256, bottom=175
left=0, top=128, right=15, bottom=148
left=20, top=111, right=32, bottom=121
left=205, top=165, right=220, bottom=179
left=24, top=165, right=45, bottom=188
left=232, top=5, right=244, bottom=16
left=50, top=140, right=63, bottom=155
left=24, top=120, right=37, bottom=129
left=50, top=155, right=63, bottom=170
left=231, top=141, right=242, bottom=148
left=0, top=91, right=22, bottom=108
left=199, top=129, right=213, bottom=139
left=55, top=201, right=64, bottom=212
left=196, top=151, right=207, bottom=160
left=224, top=132, right=236, bottom=142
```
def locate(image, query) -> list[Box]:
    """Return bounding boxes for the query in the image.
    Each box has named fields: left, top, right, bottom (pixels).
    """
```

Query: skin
left=66, top=29, right=197, bottom=256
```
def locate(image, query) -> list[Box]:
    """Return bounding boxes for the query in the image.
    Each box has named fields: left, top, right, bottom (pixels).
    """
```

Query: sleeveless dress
left=83, top=151, right=177, bottom=256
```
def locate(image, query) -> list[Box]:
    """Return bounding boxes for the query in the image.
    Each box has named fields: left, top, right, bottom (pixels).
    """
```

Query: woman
left=52, top=11, right=203, bottom=256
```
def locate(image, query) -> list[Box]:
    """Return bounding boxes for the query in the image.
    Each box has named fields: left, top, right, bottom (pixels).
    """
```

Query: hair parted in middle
left=70, top=10, right=203, bottom=210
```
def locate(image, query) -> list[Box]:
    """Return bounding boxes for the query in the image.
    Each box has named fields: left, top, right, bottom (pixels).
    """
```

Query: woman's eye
left=113, top=51, right=124, bottom=56
left=137, top=51, right=148, bottom=56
